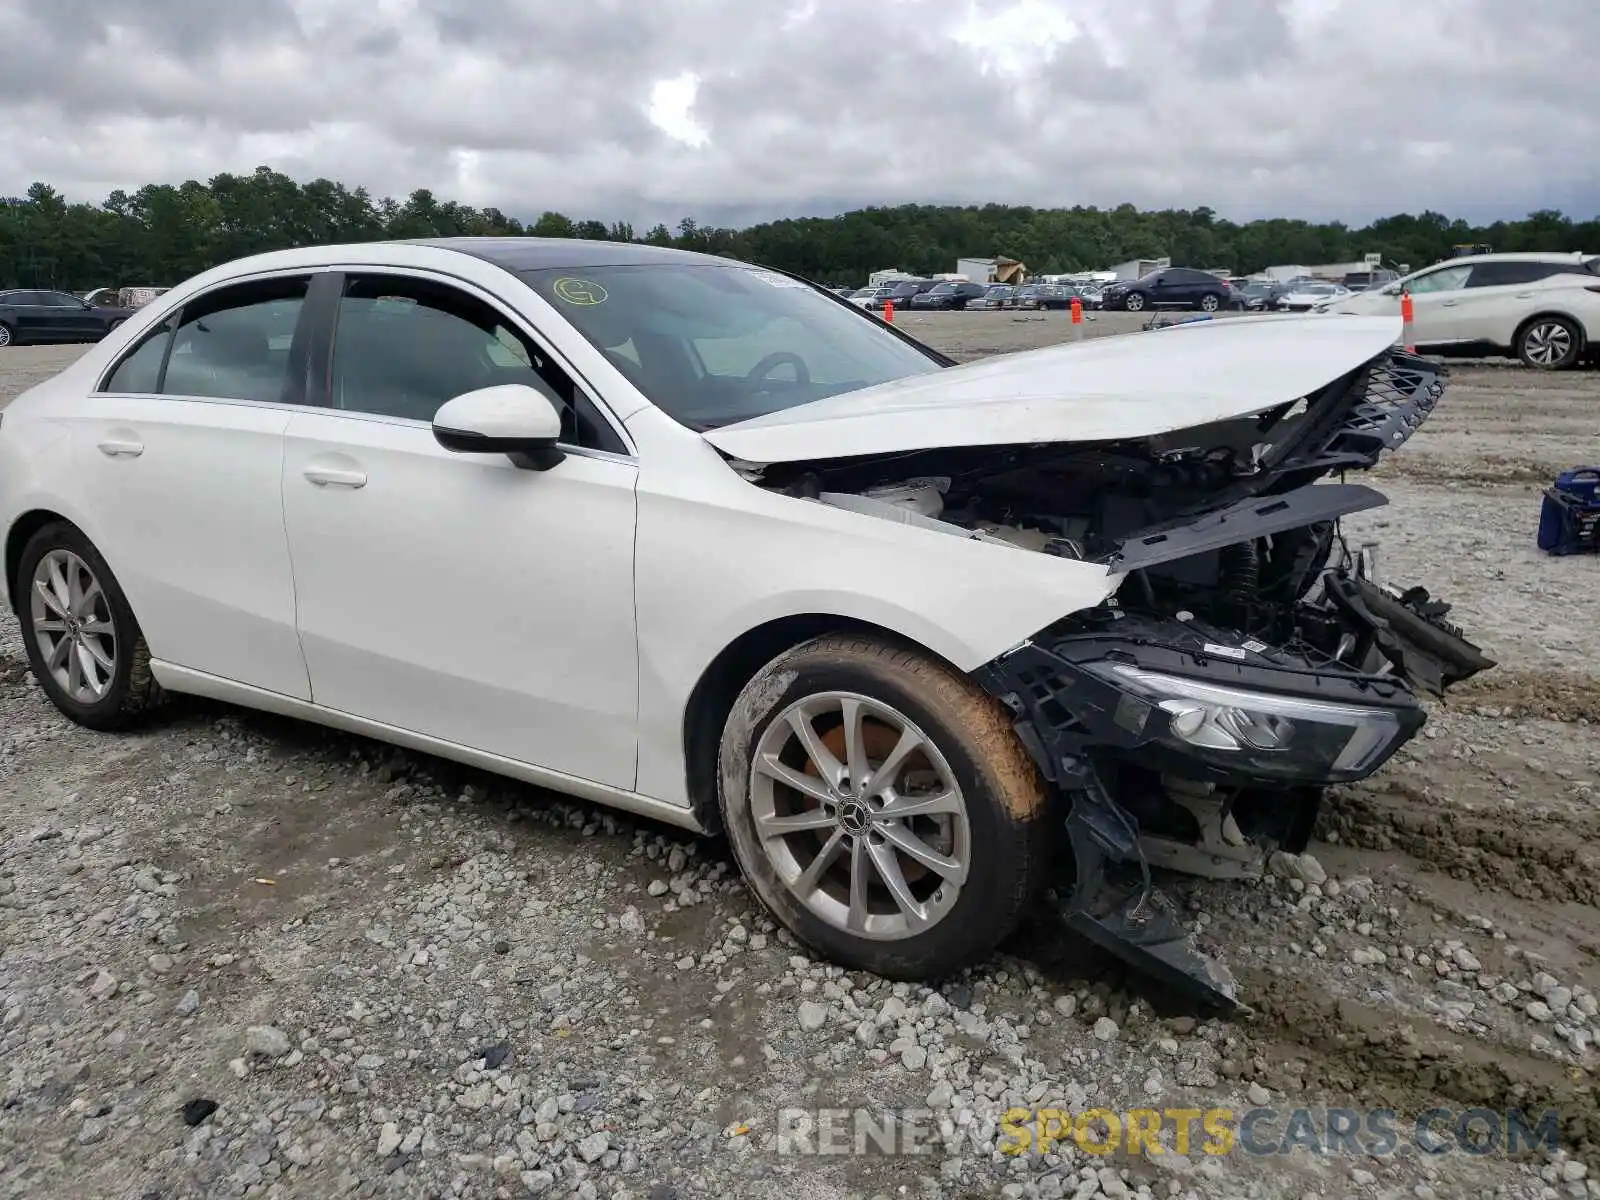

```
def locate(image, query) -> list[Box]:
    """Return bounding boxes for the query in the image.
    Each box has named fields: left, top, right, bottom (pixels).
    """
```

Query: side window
left=1465, top=262, right=1551, bottom=287
left=101, top=315, right=178, bottom=393
left=42, top=291, right=81, bottom=307
left=328, top=275, right=626, bottom=453
left=161, top=276, right=310, bottom=403
left=1406, top=266, right=1472, bottom=295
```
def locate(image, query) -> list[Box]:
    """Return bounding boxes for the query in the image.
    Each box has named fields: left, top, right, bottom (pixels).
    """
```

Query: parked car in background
left=1099, top=268, right=1231, bottom=313
left=848, top=286, right=888, bottom=309
left=1072, top=284, right=1104, bottom=310
left=1339, top=270, right=1398, bottom=293
left=972, top=284, right=1017, bottom=309
left=909, top=281, right=987, bottom=311
left=0, top=289, right=138, bottom=347
left=1321, top=251, right=1600, bottom=369
left=1229, top=281, right=1277, bottom=311
left=1276, top=282, right=1353, bottom=312
left=1013, top=285, right=1072, bottom=311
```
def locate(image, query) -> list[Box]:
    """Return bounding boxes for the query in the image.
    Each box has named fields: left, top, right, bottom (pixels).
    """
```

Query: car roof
left=405, top=236, right=735, bottom=271
left=1431, top=251, right=1592, bottom=266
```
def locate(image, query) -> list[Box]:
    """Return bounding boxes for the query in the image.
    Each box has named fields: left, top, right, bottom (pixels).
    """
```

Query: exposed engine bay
left=742, top=347, right=1495, bottom=1009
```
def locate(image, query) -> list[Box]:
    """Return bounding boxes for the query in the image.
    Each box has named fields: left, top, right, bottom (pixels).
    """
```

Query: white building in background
left=1109, top=257, right=1169, bottom=280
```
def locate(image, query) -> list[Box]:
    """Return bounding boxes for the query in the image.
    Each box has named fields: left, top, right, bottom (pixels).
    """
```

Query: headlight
left=1087, top=663, right=1408, bottom=782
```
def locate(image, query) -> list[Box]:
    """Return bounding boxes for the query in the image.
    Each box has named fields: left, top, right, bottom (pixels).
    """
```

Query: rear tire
left=1199, top=293, right=1221, bottom=312
left=1516, top=316, right=1581, bottom=370
left=717, top=634, right=1051, bottom=981
left=15, top=522, right=164, bottom=730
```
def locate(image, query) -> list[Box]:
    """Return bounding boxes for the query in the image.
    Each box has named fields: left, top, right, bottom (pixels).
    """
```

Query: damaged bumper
left=977, top=556, right=1493, bottom=1012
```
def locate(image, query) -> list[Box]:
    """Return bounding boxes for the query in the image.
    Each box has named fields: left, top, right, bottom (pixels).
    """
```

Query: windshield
left=523, top=264, right=945, bottom=430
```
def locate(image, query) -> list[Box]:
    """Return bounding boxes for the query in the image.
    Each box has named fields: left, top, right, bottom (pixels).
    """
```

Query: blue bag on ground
left=1537, top=468, right=1600, bottom=555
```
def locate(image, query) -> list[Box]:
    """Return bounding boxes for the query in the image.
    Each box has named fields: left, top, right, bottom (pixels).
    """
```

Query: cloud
left=0, top=0, right=1595, bottom=227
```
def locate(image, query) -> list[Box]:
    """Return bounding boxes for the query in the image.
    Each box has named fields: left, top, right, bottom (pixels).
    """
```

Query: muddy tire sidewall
left=717, top=634, right=1050, bottom=981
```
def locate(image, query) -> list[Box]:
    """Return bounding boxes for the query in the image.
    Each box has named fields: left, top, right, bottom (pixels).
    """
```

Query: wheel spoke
left=48, top=558, right=72, bottom=614
left=846, top=837, right=871, bottom=931
left=877, top=789, right=962, bottom=820
left=80, top=637, right=114, bottom=673
left=73, top=581, right=103, bottom=620
left=860, top=726, right=923, bottom=797
left=47, top=634, right=71, bottom=672
left=80, top=619, right=114, bottom=637
left=838, top=698, right=869, bottom=792
left=66, top=639, right=85, bottom=694
left=793, top=827, right=846, bottom=897
left=33, top=619, right=68, bottom=634
left=787, top=708, right=844, bottom=788
left=866, top=837, right=930, bottom=932
left=755, top=753, right=836, bottom=806
left=34, top=578, right=68, bottom=619
left=65, top=560, right=85, bottom=615
left=754, top=804, right=836, bottom=838
left=878, top=821, right=967, bottom=884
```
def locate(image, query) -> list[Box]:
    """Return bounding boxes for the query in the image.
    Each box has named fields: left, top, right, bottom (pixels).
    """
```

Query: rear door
left=40, top=290, right=103, bottom=340
left=69, top=272, right=316, bottom=697
left=8, top=292, right=55, bottom=340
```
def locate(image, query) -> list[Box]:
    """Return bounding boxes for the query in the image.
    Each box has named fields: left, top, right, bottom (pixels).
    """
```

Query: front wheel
left=1122, top=292, right=1145, bottom=312
left=0, top=322, right=13, bottom=348
left=1517, top=316, right=1582, bottom=370
left=717, top=635, right=1050, bottom=981
left=15, top=522, right=164, bottom=730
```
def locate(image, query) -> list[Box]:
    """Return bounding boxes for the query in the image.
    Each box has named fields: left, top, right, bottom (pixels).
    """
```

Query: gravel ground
left=2, top=321, right=1599, bottom=1200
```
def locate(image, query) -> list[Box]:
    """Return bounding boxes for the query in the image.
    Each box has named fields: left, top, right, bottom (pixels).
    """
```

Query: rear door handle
left=97, top=439, right=143, bottom=457
left=303, top=466, right=367, bottom=488
left=1514, top=291, right=1535, bottom=299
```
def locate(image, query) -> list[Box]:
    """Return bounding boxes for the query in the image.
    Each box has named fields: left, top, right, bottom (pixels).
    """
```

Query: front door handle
left=97, top=439, right=143, bottom=457
left=1440, top=300, right=1458, bottom=307
left=303, top=466, right=367, bottom=488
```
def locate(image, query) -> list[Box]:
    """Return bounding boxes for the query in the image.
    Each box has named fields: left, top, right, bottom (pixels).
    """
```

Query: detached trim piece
left=1107, top=482, right=1388, bottom=571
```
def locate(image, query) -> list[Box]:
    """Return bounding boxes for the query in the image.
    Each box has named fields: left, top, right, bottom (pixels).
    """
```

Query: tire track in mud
left=1317, top=782, right=1600, bottom=907
left=1239, top=968, right=1600, bottom=1154
left=1372, top=454, right=1571, bottom=487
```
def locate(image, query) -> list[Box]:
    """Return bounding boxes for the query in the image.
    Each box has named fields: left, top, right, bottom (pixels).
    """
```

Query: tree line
left=2, top=165, right=1596, bottom=291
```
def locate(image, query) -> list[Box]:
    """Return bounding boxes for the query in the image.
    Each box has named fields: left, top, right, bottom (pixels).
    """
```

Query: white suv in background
left=1320, top=251, right=1600, bottom=369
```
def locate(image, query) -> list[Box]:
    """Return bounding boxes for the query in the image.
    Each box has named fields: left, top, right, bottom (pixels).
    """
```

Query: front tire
left=0, top=322, right=13, bottom=348
left=1122, top=292, right=1146, bottom=312
left=717, top=634, right=1050, bottom=981
left=15, top=522, right=163, bottom=730
left=1517, top=316, right=1581, bottom=370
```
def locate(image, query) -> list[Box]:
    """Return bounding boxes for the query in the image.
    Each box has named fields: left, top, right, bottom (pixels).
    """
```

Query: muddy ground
left=1, top=318, right=1598, bottom=1200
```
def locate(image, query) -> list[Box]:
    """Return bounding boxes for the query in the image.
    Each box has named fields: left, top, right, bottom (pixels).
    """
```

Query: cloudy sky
left=1, top=0, right=1595, bottom=229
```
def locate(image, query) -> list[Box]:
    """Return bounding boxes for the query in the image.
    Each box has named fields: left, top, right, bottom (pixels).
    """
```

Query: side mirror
left=1381, top=284, right=1401, bottom=296
left=432, top=384, right=565, bottom=471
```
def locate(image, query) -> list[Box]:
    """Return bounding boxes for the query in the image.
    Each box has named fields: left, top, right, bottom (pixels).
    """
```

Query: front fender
left=629, top=462, right=1121, bottom=806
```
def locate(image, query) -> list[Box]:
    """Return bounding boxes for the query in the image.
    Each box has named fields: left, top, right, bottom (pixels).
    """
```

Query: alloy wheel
left=749, top=691, right=970, bottom=940
left=1124, top=293, right=1144, bottom=311
left=29, top=549, right=117, bottom=703
left=1200, top=294, right=1219, bottom=312
left=0, top=324, right=11, bottom=348
left=1523, top=321, right=1573, bottom=368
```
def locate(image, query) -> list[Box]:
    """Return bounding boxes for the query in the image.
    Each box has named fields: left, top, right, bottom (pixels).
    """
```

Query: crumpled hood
left=702, top=313, right=1403, bottom=465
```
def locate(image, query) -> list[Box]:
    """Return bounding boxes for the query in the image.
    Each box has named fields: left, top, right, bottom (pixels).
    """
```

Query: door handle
left=1440, top=300, right=1458, bottom=307
left=303, top=466, right=367, bottom=488
left=1514, top=291, right=1535, bottom=299
left=97, top=439, right=143, bottom=457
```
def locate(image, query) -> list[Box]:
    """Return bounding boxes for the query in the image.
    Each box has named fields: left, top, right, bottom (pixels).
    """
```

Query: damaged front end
left=743, top=345, right=1493, bottom=1009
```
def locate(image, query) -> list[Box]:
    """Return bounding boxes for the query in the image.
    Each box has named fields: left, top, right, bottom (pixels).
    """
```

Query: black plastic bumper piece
left=1061, top=777, right=1242, bottom=1012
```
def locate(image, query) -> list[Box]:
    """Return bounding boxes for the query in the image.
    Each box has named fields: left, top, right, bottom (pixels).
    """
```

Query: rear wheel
left=717, top=634, right=1050, bottom=980
left=1199, top=293, right=1221, bottom=312
left=15, top=522, right=164, bottom=730
left=1517, top=316, right=1581, bottom=370
left=1122, top=292, right=1146, bottom=312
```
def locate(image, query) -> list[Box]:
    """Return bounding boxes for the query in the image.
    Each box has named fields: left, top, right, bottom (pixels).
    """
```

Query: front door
left=69, top=273, right=316, bottom=698
left=1400, top=263, right=1473, bottom=348
left=280, top=270, right=641, bottom=788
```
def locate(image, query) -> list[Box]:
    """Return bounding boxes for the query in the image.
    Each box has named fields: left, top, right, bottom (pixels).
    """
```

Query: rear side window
left=1465, top=261, right=1564, bottom=287
left=103, top=315, right=178, bottom=393
left=101, top=275, right=311, bottom=401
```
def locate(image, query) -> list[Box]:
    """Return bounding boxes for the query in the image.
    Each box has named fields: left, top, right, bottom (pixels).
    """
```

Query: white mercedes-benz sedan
left=0, top=239, right=1492, bottom=1005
